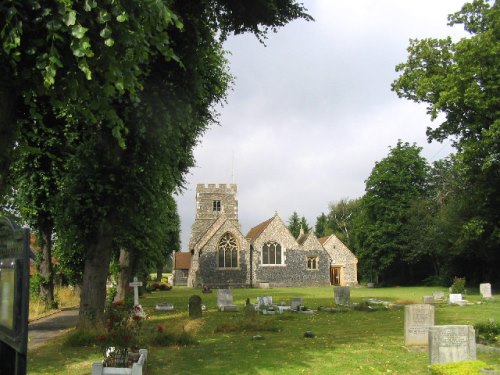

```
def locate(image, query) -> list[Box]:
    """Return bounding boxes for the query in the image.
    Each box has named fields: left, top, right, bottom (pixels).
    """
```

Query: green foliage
left=475, top=320, right=500, bottom=346
left=392, top=0, right=500, bottom=284
left=287, top=211, right=301, bottom=238
left=451, top=277, right=466, bottom=294
left=354, top=141, right=429, bottom=283
left=429, top=360, right=490, bottom=375
left=314, top=212, right=330, bottom=238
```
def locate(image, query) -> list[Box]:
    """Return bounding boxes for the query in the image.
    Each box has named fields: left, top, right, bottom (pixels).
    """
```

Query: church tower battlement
left=195, top=183, right=238, bottom=220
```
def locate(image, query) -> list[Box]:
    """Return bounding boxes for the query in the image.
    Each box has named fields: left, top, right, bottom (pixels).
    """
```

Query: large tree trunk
left=114, top=248, right=135, bottom=303
left=156, top=262, right=164, bottom=282
left=78, top=233, right=113, bottom=328
left=38, top=224, right=55, bottom=307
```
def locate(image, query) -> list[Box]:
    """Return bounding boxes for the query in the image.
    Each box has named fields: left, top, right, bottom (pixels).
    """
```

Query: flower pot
left=91, top=349, right=148, bottom=375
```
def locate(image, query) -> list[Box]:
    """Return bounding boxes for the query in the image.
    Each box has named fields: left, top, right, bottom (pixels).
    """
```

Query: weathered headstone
left=217, top=289, right=239, bottom=312
left=428, top=325, right=476, bottom=364
left=334, top=286, right=350, bottom=305
left=449, top=294, right=463, bottom=304
left=404, top=304, right=435, bottom=346
left=129, top=276, right=143, bottom=306
left=290, top=297, right=304, bottom=310
left=188, top=295, right=202, bottom=318
left=0, top=217, right=30, bottom=375
left=256, top=296, right=273, bottom=307
left=422, top=296, right=435, bottom=304
left=480, top=283, right=492, bottom=299
left=433, top=291, right=445, bottom=300
left=155, top=303, right=175, bottom=311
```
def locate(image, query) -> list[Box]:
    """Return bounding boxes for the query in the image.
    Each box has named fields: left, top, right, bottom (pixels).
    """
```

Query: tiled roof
left=245, top=217, right=274, bottom=241
left=318, top=235, right=330, bottom=245
left=174, top=252, right=192, bottom=270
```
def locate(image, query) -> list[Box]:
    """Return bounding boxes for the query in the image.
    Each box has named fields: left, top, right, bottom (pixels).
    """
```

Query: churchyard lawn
left=27, top=286, right=499, bottom=374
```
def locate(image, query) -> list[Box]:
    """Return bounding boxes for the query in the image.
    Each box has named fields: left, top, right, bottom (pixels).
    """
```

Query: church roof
left=174, top=252, right=192, bottom=270
left=245, top=217, right=274, bottom=242
left=318, top=235, right=330, bottom=245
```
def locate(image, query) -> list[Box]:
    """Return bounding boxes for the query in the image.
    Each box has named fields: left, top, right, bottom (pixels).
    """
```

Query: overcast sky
left=175, top=0, right=468, bottom=250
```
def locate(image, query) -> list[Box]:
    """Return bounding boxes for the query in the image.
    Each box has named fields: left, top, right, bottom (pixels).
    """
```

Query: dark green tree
left=288, top=211, right=301, bottom=238
left=327, top=198, right=360, bottom=250
left=314, top=212, right=330, bottom=238
left=392, top=0, right=500, bottom=283
left=354, top=141, right=429, bottom=284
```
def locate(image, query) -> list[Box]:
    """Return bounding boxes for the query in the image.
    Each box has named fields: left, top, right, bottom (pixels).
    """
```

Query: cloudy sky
left=176, top=0, right=468, bottom=250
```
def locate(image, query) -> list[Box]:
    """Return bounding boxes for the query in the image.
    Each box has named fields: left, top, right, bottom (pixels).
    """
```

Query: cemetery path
left=28, top=308, right=79, bottom=350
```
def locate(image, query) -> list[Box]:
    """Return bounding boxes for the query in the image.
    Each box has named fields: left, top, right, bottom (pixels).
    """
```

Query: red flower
left=113, top=301, right=124, bottom=306
left=156, top=325, right=164, bottom=332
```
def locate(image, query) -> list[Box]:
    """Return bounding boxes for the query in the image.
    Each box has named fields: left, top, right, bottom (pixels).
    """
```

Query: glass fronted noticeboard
left=0, top=258, right=16, bottom=331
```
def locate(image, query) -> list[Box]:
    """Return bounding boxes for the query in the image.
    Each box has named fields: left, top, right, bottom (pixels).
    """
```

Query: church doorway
left=330, top=266, right=341, bottom=286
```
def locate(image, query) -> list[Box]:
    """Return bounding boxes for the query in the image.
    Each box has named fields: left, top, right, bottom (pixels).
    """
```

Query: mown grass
left=27, top=286, right=500, bottom=375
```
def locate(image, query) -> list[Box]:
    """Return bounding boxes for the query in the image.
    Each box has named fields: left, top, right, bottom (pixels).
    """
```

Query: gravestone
left=428, top=325, right=476, bottom=364
left=155, top=303, right=175, bottom=311
left=422, top=296, right=435, bottom=304
left=449, top=294, right=463, bottom=304
left=0, top=217, right=30, bottom=375
left=480, top=283, right=492, bottom=299
left=256, top=296, right=273, bottom=307
left=334, top=286, right=350, bottom=305
left=433, top=291, right=445, bottom=300
left=404, top=304, right=435, bottom=346
left=188, top=295, right=202, bottom=318
left=217, top=289, right=239, bottom=312
left=290, top=298, right=304, bottom=310
left=129, top=276, right=143, bottom=306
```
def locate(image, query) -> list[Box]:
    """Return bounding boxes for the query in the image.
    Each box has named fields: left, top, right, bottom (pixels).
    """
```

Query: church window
left=262, top=242, right=282, bottom=265
left=307, top=256, right=319, bottom=270
left=218, top=233, right=238, bottom=268
left=213, top=200, right=221, bottom=212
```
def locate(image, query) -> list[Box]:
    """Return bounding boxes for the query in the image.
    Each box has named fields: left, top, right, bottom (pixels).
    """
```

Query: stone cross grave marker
left=334, top=286, right=350, bottom=305
left=480, top=283, right=492, bottom=299
left=428, top=325, right=476, bottom=364
left=404, top=304, right=435, bottom=346
left=217, top=289, right=239, bottom=311
left=129, top=276, right=143, bottom=306
left=188, top=295, right=202, bottom=318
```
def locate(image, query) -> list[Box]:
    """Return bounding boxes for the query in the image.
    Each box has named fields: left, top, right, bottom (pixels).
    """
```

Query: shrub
left=450, top=277, right=466, bottom=294
left=429, top=360, right=490, bottom=374
left=149, top=325, right=197, bottom=347
left=475, top=320, right=500, bottom=346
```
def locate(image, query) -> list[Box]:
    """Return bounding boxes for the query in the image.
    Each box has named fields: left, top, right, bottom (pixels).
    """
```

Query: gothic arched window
left=218, top=233, right=238, bottom=268
left=262, top=241, right=282, bottom=265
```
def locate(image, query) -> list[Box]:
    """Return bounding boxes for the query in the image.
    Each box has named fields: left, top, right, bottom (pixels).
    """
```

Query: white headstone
left=480, top=283, right=492, bottom=298
left=217, top=289, right=233, bottom=307
left=129, top=276, right=143, bottom=306
left=404, top=304, right=435, bottom=346
left=449, top=294, right=462, bottom=304
left=428, top=325, right=476, bottom=364
left=256, top=296, right=273, bottom=307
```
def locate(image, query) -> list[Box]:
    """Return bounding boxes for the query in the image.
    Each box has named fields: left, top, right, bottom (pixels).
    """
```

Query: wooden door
left=330, top=266, right=341, bottom=286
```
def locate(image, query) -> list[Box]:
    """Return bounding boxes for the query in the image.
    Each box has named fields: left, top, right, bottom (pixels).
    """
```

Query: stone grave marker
left=404, top=304, right=435, bottom=346
left=433, top=291, right=445, bottom=300
left=0, top=217, right=30, bottom=375
left=334, top=286, right=350, bottom=305
left=428, top=325, right=476, bottom=364
left=290, top=297, right=304, bottom=310
left=480, top=283, right=492, bottom=299
left=449, top=294, right=463, bottom=304
left=188, top=295, right=202, bottom=318
left=155, top=303, right=175, bottom=311
left=422, top=296, right=435, bottom=304
left=129, top=276, right=143, bottom=306
left=256, top=296, right=273, bottom=307
left=217, top=289, right=239, bottom=312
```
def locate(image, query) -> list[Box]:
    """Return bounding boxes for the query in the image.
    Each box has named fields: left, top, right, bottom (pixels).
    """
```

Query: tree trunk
left=114, top=248, right=135, bottom=303
left=38, top=225, right=55, bottom=307
left=156, top=263, right=164, bottom=282
left=78, top=233, right=113, bottom=328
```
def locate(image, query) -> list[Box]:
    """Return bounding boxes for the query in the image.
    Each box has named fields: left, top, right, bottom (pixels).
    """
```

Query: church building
left=176, top=183, right=357, bottom=288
